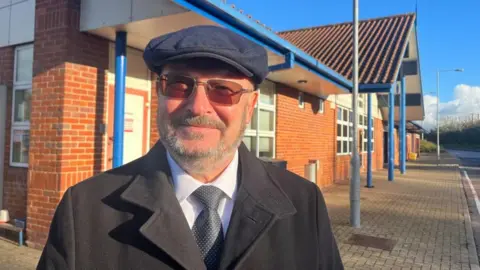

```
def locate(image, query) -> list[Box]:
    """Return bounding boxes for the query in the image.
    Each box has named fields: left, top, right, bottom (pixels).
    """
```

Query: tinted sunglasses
left=158, top=74, right=254, bottom=105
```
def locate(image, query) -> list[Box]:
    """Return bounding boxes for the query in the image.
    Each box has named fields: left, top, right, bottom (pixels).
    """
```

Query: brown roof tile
left=278, top=13, right=416, bottom=85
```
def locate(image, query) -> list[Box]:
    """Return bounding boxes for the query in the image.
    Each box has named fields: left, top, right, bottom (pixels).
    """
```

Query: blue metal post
left=400, top=77, right=406, bottom=174
left=388, top=85, right=395, bottom=181
left=19, top=230, right=23, bottom=246
left=366, top=93, right=373, bottom=188
left=113, top=31, right=127, bottom=168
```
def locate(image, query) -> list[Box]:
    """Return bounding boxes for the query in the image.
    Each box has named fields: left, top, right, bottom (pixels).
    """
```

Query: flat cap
left=143, top=25, right=269, bottom=84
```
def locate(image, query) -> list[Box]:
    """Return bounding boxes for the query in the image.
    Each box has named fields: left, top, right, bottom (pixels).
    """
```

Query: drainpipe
left=268, top=52, right=295, bottom=72
left=388, top=84, right=395, bottom=181
left=113, top=31, right=127, bottom=168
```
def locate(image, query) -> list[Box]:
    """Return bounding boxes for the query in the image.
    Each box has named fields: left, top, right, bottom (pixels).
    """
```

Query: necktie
left=191, top=186, right=225, bottom=270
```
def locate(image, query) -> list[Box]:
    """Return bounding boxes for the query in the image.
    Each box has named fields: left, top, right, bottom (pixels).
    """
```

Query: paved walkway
left=0, top=238, right=41, bottom=269
left=325, top=153, right=480, bottom=270
left=0, top=153, right=478, bottom=269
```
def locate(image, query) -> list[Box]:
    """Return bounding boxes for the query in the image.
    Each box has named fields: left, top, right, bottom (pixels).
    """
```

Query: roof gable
left=278, top=13, right=416, bottom=85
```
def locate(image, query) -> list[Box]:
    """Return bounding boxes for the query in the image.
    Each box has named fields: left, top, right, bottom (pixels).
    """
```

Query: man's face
left=157, top=60, right=258, bottom=165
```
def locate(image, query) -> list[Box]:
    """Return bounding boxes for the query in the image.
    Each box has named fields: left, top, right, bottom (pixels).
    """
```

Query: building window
left=360, top=115, right=374, bottom=153
left=10, top=44, right=33, bottom=167
left=298, top=92, right=304, bottom=108
left=358, top=94, right=364, bottom=110
left=243, top=80, right=276, bottom=158
left=336, top=106, right=353, bottom=155
left=318, top=98, right=324, bottom=113
left=337, top=106, right=375, bottom=155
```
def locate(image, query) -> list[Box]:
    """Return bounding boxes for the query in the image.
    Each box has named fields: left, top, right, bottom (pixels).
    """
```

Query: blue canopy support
left=113, top=31, right=127, bottom=168
left=400, top=76, right=407, bottom=174
left=388, top=85, right=395, bottom=181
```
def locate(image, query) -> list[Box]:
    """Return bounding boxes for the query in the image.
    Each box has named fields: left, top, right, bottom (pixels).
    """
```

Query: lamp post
left=350, top=0, right=361, bottom=228
left=436, top=68, right=463, bottom=162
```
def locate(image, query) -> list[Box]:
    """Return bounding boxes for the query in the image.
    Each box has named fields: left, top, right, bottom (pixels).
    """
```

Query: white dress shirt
left=166, top=150, right=238, bottom=236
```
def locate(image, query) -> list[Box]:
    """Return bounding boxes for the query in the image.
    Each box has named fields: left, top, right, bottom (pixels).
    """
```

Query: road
left=448, top=149, right=480, bottom=182
left=448, top=149, right=480, bottom=263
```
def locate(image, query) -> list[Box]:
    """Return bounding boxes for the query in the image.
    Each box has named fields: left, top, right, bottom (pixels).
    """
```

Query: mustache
left=171, top=114, right=227, bottom=131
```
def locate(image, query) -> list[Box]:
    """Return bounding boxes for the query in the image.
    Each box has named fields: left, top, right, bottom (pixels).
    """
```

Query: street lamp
left=436, top=68, right=464, bottom=162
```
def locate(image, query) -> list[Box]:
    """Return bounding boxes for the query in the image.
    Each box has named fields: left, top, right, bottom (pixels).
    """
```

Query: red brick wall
left=0, top=46, right=29, bottom=219
left=275, top=85, right=385, bottom=188
left=27, top=0, right=109, bottom=249
left=275, top=85, right=336, bottom=188
left=374, top=118, right=385, bottom=170
left=406, top=133, right=412, bottom=160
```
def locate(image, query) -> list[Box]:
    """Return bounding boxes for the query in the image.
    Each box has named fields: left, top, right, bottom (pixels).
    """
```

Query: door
left=123, top=90, right=149, bottom=164
left=107, top=87, right=149, bottom=169
left=0, top=86, right=7, bottom=209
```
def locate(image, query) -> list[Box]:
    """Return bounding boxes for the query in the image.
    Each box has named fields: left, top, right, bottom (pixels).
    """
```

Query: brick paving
left=1, top=153, right=479, bottom=269
left=0, top=238, right=40, bottom=269
left=325, top=153, right=480, bottom=270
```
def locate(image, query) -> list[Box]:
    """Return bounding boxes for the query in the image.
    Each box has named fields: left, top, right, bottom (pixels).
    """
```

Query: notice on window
left=124, top=113, right=134, bottom=133
left=13, top=130, right=24, bottom=143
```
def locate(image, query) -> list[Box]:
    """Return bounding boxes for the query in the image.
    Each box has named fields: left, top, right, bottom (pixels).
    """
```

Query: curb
left=460, top=168, right=480, bottom=270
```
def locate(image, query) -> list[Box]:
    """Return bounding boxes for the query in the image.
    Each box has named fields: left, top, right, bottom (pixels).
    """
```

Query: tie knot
left=192, top=186, right=225, bottom=210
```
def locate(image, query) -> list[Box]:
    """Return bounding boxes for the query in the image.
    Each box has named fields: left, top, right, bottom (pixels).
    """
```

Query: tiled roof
left=278, top=13, right=416, bottom=85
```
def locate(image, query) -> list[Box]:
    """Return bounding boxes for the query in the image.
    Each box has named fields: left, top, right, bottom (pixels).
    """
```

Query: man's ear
left=245, top=91, right=259, bottom=125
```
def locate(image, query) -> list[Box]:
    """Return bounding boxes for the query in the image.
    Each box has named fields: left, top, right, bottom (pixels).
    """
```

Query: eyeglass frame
left=156, top=73, right=257, bottom=105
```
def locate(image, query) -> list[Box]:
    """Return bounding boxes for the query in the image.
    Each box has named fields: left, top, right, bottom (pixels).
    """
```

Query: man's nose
left=184, top=84, right=214, bottom=115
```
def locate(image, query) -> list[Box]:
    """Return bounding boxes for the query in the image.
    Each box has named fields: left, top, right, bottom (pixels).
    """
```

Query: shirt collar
left=166, top=150, right=239, bottom=203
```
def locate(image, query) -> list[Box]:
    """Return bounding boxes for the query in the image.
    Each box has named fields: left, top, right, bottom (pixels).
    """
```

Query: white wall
left=0, top=0, right=35, bottom=48
left=107, top=43, right=152, bottom=91
left=80, top=0, right=187, bottom=31
left=327, top=93, right=383, bottom=120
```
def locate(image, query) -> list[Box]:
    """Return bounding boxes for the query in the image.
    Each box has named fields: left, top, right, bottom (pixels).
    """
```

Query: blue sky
left=229, top=0, right=480, bottom=129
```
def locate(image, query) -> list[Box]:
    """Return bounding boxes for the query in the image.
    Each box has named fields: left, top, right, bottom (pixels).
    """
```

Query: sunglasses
left=158, top=74, right=254, bottom=105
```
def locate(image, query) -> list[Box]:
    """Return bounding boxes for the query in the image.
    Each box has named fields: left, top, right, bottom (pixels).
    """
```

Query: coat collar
left=120, top=142, right=205, bottom=270
left=119, top=141, right=296, bottom=269
left=219, top=143, right=296, bottom=269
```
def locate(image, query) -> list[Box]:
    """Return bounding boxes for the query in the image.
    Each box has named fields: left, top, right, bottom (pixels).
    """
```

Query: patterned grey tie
left=191, top=186, right=225, bottom=270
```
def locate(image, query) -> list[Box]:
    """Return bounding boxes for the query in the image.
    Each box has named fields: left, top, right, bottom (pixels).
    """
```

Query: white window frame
left=298, top=92, right=305, bottom=109
left=358, top=94, right=365, bottom=110
left=336, top=106, right=353, bottom=156
left=243, top=80, right=276, bottom=158
left=318, top=98, right=324, bottom=114
left=358, top=114, right=375, bottom=153
left=10, top=44, right=33, bottom=168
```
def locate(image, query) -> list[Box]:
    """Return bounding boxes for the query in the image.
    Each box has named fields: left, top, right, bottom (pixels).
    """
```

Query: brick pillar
left=27, top=0, right=109, bottom=249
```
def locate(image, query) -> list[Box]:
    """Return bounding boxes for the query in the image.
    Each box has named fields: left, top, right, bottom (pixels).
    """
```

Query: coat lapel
left=119, top=142, right=206, bottom=270
left=219, top=144, right=297, bottom=270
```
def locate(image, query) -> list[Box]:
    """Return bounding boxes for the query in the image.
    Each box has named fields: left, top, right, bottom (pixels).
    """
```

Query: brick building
left=0, top=0, right=424, bottom=248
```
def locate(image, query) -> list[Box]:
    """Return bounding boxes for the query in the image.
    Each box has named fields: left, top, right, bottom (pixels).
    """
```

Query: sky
left=228, top=0, right=480, bottom=131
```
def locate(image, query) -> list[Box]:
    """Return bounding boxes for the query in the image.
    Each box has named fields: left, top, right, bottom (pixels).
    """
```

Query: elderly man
left=37, top=25, right=343, bottom=270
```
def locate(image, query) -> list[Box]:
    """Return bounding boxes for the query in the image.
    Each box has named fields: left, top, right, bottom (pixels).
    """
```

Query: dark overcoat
left=37, top=142, right=343, bottom=270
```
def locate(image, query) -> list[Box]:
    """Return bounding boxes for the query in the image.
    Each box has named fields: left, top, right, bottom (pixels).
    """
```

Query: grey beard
left=158, top=109, right=248, bottom=174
